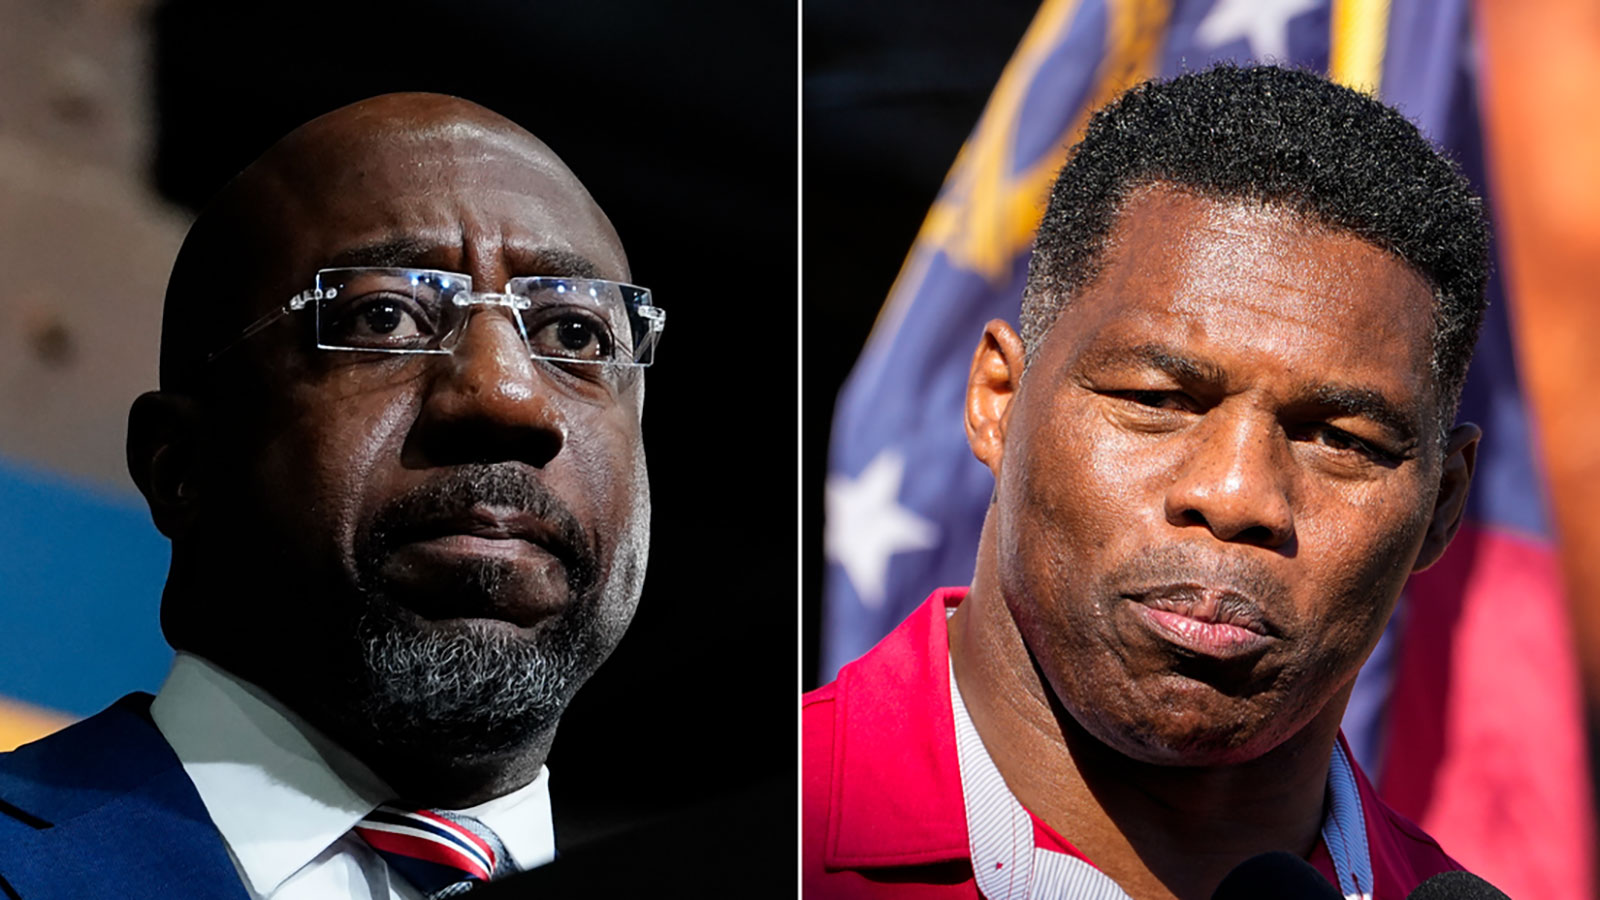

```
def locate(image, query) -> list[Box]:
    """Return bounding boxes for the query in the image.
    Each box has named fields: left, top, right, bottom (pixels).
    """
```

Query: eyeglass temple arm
left=205, top=295, right=307, bottom=364
left=635, top=304, right=665, bottom=359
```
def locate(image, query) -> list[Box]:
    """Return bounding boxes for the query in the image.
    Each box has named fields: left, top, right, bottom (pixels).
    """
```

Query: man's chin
left=1108, top=731, right=1275, bottom=768
left=1069, top=694, right=1302, bottom=768
left=341, top=602, right=595, bottom=760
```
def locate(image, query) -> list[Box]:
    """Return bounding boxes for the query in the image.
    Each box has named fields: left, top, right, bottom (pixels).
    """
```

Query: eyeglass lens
left=312, top=269, right=649, bottom=365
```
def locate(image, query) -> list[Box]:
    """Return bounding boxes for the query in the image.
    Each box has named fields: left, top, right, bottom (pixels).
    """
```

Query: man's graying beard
left=342, top=464, right=607, bottom=760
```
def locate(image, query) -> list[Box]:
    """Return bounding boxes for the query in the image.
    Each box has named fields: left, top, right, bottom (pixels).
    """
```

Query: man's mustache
left=362, top=463, right=596, bottom=584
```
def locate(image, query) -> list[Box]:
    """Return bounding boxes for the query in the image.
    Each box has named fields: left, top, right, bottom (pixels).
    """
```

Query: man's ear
left=964, top=319, right=1029, bottom=480
left=1412, top=422, right=1481, bottom=572
left=127, top=391, right=204, bottom=539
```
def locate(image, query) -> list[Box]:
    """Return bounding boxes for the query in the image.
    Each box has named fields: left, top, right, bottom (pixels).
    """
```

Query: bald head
left=160, top=92, right=626, bottom=390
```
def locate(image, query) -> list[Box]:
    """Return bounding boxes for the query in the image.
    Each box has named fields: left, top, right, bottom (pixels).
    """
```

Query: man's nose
left=1163, top=412, right=1295, bottom=548
left=410, top=307, right=565, bottom=468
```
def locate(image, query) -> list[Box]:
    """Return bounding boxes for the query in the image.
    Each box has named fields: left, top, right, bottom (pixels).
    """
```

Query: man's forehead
left=1039, top=186, right=1440, bottom=411
left=236, top=99, right=628, bottom=282
left=1067, top=187, right=1435, bottom=343
left=293, top=123, right=572, bottom=198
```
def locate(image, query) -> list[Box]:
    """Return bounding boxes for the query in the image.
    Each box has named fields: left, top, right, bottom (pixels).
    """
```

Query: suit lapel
left=0, top=694, right=249, bottom=900
left=1, top=766, right=249, bottom=900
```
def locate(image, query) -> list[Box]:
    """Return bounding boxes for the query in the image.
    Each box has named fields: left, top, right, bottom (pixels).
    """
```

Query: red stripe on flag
left=1380, top=523, right=1592, bottom=900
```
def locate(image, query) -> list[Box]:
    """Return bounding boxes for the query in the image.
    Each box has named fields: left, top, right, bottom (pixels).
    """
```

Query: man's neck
left=365, top=744, right=552, bottom=810
left=948, top=579, right=1344, bottom=900
left=203, top=648, right=557, bottom=810
left=295, top=692, right=557, bottom=810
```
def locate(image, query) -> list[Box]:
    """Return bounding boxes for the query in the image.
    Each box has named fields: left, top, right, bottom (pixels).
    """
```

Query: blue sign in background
left=0, top=459, right=172, bottom=717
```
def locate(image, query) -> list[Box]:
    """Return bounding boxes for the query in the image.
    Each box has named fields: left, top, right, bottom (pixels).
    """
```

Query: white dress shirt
left=149, top=652, right=556, bottom=899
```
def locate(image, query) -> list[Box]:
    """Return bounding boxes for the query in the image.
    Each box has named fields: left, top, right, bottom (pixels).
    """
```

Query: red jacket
left=804, top=588, right=1464, bottom=898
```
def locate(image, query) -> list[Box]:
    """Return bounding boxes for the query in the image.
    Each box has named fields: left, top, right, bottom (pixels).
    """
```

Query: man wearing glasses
left=0, top=93, right=662, bottom=899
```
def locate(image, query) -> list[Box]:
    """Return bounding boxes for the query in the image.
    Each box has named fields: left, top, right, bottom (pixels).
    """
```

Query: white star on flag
left=825, top=448, right=940, bottom=611
left=1196, top=0, right=1321, bottom=62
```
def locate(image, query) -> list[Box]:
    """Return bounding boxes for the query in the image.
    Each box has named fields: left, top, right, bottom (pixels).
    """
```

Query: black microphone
left=1211, top=851, right=1342, bottom=899
left=1407, top=870, right=1512, bottom=899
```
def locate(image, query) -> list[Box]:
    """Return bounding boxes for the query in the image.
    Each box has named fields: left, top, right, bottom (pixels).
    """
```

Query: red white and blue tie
left=355, top=804, right=508, bottom=898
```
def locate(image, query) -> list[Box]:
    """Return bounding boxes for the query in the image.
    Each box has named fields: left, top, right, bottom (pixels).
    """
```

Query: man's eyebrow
left=323, top=240, right=608, bottom=280
left=1081, top=342, right=1228, bottom=383
left=1083, top=342, right=1422, bottom=441
left=503, top=245, right=605, bottom=280
left=1309, top=384, right=1420, bottom=443
left=325, top=238, right=444, bottom=270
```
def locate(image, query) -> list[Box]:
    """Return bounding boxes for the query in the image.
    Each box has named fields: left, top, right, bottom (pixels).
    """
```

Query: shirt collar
left=826, top=588, right=971, bottom=868
left=452, top=765, right=556, bottom=870
left=149, top=652, right=554, bottom=893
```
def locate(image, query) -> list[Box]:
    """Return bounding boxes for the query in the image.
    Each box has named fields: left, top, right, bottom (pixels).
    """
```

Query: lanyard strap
left=1322, top=742, right=1375, bottom=899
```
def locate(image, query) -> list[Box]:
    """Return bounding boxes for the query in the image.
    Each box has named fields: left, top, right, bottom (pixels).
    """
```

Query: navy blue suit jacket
left=0, top=694, right=249, bottom=899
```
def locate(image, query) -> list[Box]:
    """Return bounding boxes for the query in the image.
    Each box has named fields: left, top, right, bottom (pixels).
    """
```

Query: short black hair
left=1023, top=64, right=1490, bottom=433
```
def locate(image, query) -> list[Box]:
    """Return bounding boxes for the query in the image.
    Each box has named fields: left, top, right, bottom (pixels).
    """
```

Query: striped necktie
left=355, top=804, right=510, bottom=898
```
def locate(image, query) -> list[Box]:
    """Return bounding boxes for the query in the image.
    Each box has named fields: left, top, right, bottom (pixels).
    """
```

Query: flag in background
left=821, top=1, right=1593, bottom=897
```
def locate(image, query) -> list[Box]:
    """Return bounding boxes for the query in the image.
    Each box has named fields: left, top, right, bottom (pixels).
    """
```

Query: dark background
left=801, top=0, right=1039, bottom=688
left=150, top=0, right=795, bottom=845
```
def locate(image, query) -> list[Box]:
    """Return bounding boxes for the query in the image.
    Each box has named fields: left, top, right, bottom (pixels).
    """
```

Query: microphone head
left=1407, top=870, right=1512, bottom=900
left=1211, top=851, right=1343, bottom=900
